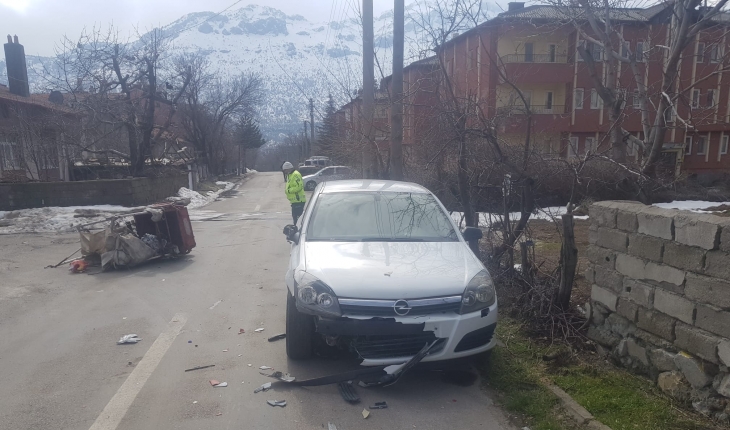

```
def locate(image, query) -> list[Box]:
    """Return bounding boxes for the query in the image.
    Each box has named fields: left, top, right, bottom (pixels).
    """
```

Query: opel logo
left=393, top=299, right=412, bottom=316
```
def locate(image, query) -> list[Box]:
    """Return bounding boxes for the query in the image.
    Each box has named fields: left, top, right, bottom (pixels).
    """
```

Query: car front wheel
left=305, top=181, right=316, bottom=191
left=286, top=289, right=314, bottom=359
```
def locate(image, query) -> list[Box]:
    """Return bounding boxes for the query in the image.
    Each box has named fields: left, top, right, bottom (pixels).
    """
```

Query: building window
left=697, top=135, right=708, bottom=155
left=636, top=41, right=645, bottom=62
left=574, top=88, right=584, bottom=109
left=692, top=89, right=701, bottom=108
left=697, top=42, right=705, bottom=63
left=0, top=141, right=19, bottom=169
left=633, top=90, right=641, bottom=108
left=627, top=138, right=636, bottom=156
left=549, top=44, right=556, bottom=63
left=685, top=136, right=693, bottom=155
left=663, top=105, right=675, bottom=123
left=468, top=48, right=477, bottom=70
left=568, top=137, right=579, bottom=158
left=524, top=42, right=534, bottom=62
left=546, top=91, right=553, bottom=109
left=590, top=89, right=600, bottom=109
left=591, top=43, right=603, bottom=61
left=586, top=137, right=597, bottom=153
left=721, top=135, right=729, bottom=155
left=577, top=41, right=585, bottom=62
left=710, top=44, right=722, bottom=63
left=447, top=60, right=453, bottom=75
left=621, top=42, right=629, bottom=58
left=707, top=89, right=716, bottom=107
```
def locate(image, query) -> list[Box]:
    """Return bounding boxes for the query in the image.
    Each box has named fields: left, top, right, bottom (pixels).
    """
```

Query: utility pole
left=390, top=0, right=405, bottom=181
left=303, top=120, right=308, bottom=162
left=309, top=98, right=315, bottom=157
left=362, top=0, right=376, bottom=178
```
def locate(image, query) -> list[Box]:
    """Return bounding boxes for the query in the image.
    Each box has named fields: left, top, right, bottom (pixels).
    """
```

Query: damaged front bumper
left=315, top=302, right=498, bottom=366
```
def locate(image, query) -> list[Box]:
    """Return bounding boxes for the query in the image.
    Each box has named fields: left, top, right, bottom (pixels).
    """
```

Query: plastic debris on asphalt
left=117, top=334, right=142, bottom=345
left=267, top=400, right=286, bottom=407
left=328, top=424, right=337, bottom=430
left=209, top=380, right=221, bottom=386
left=370, top=401, right=388, bottom=409
left=362, top=409, right=370, bottom=419
left=238, top=328, right=245, bottom=334
left=222, top=349, right=228, bottom=352
left=267, top=333, right=286, bottom=342
left=259, top=366, right=273, bottom=370
left=213, top=382, right=228, bottom=387
left=254, top=328, right=265, bottom=332
left=262, top=371, right=296, bottom=382
left=254, top=382, right=272, bottom=393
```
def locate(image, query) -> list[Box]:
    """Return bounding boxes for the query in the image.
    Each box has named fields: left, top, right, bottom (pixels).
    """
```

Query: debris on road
left=117, top=334, right=142, bottom=344
left=210, top=380, right=221, bottom=386
left=267, top=400, right=287, bottom=407
left=370, top=402, right=388, bottom=409
left=69, top=258, right=89, bottom=273
left=328, top=424, right=338, bottom=430
left=254, top=382, right=272, bottom=393
left=213, top=382, right=228, bottom=387
left=262, top=371, right=296, bottom=382
left=193, top=401, right=198, bottom=404
left=259, top=366, right=273, bottom=370
left=222, top=349, right=228, bottom=352
left=267, top=333, right=286, bottom=342
left=362, top=409, right=370, bottom=419
left=254, top=328, right=265, bottom=333
left=238, top=328, right=245, bottom=334
left=338, top=381, right=360, bottom=404
left=184, top=365, right=215, bottom=372
left=45, top=248, right=81, bottom=269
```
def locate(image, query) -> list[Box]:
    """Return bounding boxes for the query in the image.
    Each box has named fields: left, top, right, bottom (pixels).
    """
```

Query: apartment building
left=438, top=2, right=730, bottom=176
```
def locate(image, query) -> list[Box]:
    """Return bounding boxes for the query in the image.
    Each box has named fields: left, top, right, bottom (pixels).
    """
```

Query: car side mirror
left=462, top=227, right=483, bottom=241
left=283, top=225, right=300, bottom=244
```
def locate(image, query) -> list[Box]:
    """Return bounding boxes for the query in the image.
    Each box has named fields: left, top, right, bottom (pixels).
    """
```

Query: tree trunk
left=556, top=214, right=578, bottom=310
left=457, top=130, right=477, bottom=254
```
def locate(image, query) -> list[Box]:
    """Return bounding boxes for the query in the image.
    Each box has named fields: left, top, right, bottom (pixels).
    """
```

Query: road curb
left=545, top=383, right=613, bottom=430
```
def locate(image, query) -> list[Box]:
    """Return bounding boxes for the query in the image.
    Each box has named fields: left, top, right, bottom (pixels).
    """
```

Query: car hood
left=303, top=241, right=483, bottom=299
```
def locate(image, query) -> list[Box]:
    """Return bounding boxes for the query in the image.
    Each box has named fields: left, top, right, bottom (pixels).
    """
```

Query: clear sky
left=0, top=0, right=424, bottom=56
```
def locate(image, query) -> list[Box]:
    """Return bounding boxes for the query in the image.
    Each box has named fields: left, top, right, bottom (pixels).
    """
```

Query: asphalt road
left=0, top=172, right=515, bottom=430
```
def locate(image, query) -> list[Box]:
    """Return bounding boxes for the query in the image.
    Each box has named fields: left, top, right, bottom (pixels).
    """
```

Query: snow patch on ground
left=653, top=200, right=730, bottom=212
left=450, top=206, right=589, bottom=229
left=0, top=182, right=237, bottom=234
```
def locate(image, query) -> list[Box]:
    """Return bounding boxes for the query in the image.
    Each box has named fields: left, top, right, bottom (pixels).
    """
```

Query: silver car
left=283, top=180, right=498, bottom=365
left=302, top=166, right=354, bottom=191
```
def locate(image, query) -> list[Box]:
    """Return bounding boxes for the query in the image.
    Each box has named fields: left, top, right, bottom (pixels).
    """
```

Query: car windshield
left=306, top=192, right=458, bottom=242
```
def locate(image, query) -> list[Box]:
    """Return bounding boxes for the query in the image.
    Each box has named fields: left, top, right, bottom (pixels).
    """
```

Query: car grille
left=339, top=296, right=461, bottom=317
left=454, top=324, right=496, bottom=352
left=352, top=332, right=446, bottom=359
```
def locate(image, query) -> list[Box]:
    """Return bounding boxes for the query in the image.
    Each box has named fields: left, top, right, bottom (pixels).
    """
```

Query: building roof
left=0, top=86, right=78, bottom=114
left=497, top=5, right=654, bottom=22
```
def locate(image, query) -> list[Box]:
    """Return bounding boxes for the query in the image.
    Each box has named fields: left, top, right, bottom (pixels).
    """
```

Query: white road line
left=88, top=314, right=187, bottom=430
left=209, top=300, right=222, bottom=310
left=254, top=204, right=261, bottom=212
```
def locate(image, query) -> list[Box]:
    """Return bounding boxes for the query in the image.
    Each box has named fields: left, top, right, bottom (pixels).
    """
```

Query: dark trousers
left=291, top=202, right=305, bottom=225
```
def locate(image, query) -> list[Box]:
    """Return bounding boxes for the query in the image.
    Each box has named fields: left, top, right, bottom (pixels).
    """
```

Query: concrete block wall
left=587, top=201, right=730, bottom=419
left=0, top=175, right=188, bottom=210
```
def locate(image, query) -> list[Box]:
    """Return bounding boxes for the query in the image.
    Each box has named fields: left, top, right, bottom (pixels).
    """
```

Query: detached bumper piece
left=454, top=323, right=496, bottom=352
left=352, top=332, right=446, bottom=360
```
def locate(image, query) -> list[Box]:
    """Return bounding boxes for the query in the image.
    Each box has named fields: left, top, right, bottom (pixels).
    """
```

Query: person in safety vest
left=282, top=161, right=306, bottom=225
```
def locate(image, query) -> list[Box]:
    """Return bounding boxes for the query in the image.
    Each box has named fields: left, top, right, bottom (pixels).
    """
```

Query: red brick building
left=338, top=2, right=730, bottom=178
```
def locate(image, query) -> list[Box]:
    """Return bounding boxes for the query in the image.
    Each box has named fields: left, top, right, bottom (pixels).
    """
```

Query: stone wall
left=0, top=175, right=188, bottom=210
left=587, top=201, right=730, bottom=420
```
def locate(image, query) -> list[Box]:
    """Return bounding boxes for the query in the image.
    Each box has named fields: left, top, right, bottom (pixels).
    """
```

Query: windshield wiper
left=359, top=237, right=424, bottom=242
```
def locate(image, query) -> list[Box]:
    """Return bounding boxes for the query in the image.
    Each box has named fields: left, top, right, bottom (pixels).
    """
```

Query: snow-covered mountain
left=0, top=3, right=479, bottom=139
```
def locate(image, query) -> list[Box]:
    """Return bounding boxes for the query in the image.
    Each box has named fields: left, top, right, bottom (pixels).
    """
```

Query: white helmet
left=282, top=161, right=294, bottom=170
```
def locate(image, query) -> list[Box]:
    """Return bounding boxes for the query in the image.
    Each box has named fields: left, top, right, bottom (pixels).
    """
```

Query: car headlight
left=294, top=272, right=341, bottom=317
left=459, top=270, right=496, bottom=314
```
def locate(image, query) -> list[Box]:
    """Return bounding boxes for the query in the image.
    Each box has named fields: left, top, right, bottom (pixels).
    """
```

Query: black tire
left=305, top=181, right=316, bottom=191
left=286, top=289, right=314, bottom=359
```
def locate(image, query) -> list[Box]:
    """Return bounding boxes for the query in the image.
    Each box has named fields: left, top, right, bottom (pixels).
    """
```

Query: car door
left=318, top=167, right=335, bottom=183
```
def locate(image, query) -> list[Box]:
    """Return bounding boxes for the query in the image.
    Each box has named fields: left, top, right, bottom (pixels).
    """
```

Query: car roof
left=319, top=180, right=431, bottom=194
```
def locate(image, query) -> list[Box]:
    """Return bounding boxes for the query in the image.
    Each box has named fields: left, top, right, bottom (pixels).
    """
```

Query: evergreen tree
left=316, top=94, right=339, bottom=158
left=236, top=117, right=267, bottom=171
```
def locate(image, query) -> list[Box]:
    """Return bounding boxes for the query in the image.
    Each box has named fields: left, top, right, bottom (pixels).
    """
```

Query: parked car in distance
left=297, top=165, right=321, bottom=177
left=283, top=180, right=497, bottom=365
left=302, top=156, right=332, bottom=168
left=302, top=166, right=354, bottom=191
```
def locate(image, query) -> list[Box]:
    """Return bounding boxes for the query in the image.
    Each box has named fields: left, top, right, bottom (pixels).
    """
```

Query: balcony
left=497, top=105, right=567, bottom=115
left=500, top=55, right=574, bottom=84
left=500, top=54, right=569, bottom=64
